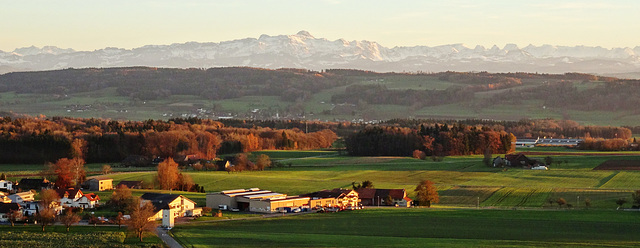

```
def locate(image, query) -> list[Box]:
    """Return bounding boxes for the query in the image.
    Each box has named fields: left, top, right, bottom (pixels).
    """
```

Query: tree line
left=345, top=123, right=514, bottom=157
left=0, top=117, right=337, bottom=164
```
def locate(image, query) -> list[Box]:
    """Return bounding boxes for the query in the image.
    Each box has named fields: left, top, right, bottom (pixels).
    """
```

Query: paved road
left=155, top=227, right=182, bottom=248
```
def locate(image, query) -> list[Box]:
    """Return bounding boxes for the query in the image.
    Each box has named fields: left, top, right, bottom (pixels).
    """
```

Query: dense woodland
left=0, top=117, right=337, bottom=164
left=0, top=67, right=350, bottom=101
left=345, top=124, right=514, bottom=157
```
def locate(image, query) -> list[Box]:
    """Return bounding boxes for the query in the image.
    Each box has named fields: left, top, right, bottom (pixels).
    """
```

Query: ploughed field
left=595, top=159, right=640, bottom=170
left=171, top=208, right=640, bottom=248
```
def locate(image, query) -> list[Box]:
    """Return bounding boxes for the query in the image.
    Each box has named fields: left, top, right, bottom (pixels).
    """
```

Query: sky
left=2, top=0, right=640, bottom=52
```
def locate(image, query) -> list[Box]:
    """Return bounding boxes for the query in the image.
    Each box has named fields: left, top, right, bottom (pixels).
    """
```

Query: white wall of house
left=0, top=180, right=13, bottom=191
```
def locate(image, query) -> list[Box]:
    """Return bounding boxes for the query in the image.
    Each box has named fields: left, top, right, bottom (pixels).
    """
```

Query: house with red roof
left=56, top=188, right=100, bottom=209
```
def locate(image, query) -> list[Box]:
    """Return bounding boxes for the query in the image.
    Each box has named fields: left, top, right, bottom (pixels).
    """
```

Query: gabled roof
left=18, top=178, right=53, bottom=189
left=56, top=188, right=83, bottom=199
left=83, top=193, right=100, bottom=201
left=140, top=193, right=196, bottom=211
left=355, top=188, right=406, bottom=200
left=303, top=189, right=355, bottom=199
left=0, top=202, right=21, bottom=213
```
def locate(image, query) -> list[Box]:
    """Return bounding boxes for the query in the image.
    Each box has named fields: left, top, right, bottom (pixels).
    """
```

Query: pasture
left=171, top=208, right=640, bottom=248
left=95, top=150, right=640, bottom=210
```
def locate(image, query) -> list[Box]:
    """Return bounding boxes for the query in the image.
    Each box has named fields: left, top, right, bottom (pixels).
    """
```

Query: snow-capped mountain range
left=2, top=30, right=640, bottom=75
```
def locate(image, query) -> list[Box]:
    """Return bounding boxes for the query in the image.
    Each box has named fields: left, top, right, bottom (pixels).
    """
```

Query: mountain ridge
left=2, top=31, right=640, bottom=76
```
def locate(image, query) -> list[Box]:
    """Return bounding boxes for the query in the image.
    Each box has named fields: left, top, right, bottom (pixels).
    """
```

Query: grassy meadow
left=171, top=208, right=640, bottom=248
left=76, top=149, right=640, bottom=211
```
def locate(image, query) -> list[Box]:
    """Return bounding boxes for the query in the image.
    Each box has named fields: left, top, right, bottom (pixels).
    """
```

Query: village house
left=56, top=188, right=100, bottom=209
left=0, top=202, right=21, bottom=222
left=116, top=180, right=144, bottom=189
left=0, top=180, right=14, bottom=192
left=8, top=191, right=35, bottom=204
left=83, top=178, right=113, bottom=191
left=302, top=189, right=360, bottom=209
left=356, top=188, right=412, bottom=207
left=17, top=178, right=53, bottom=191
left=140, top=193, right=200, bottom=220
left=21, top=200, right=63, bottom=217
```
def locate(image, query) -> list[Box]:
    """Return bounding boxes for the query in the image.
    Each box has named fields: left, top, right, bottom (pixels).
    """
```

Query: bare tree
left=114, top=212, right=125, bottom=229
left=35, top=207, right=56, bottom=232
left=126, top=198, right=158, bottom=242
left=59, top=209, right=81, bottom=232
left=33, top=188, right=61, bottom=231
left=7, top=209, right=23, bottom=227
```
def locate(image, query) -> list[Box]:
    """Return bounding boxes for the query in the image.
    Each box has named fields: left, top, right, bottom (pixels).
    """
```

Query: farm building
left=303, top=189, right=360, bottom=208
left=514, top=137, right=582, bottom=147
left=503, top=153, right=546, bottom=168
left=356, top=188, right=412, bottom=207
left=249, top=196, right=311, bottom=213
left=83, top=178, right=113, bottom=191
left=206, top=188, right=311, bottom=213
left=116, top=180, right=144, bottom=189
left=17, top=178, right=53, bottom=191
left=141, top=193, right=199, bottom=220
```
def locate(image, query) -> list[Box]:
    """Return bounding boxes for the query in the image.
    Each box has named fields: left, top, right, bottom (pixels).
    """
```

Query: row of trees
left=0, top=117, right=338, bottom=164
left=345, top=124, right=514, bottom=157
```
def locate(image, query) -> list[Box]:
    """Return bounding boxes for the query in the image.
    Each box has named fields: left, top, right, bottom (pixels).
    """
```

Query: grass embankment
left=171, top=208, right=640, bottom=248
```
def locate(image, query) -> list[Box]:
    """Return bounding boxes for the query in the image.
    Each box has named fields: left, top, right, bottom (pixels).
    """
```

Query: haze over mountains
left=2, top=31, right=640, bottom=76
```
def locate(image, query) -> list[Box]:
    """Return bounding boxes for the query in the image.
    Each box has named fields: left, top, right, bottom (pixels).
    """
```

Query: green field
left=3, top=73, right=640, bottom=126
left=171, top=208, right=640, bottom=248
left=0, top=225, right=162, bottom=247
left=88, top=151, right=640, bottom=210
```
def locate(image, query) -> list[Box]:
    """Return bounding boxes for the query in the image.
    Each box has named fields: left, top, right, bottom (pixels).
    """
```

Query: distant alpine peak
left=1, top=31, right=640, bottom=75
left=295, top=30, right=314, bottom=38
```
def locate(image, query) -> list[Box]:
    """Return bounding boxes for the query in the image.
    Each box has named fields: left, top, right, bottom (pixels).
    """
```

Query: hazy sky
left=2, top=0, right=639, bottom=51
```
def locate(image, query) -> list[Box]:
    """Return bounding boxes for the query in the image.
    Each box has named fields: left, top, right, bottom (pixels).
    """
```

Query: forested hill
left=1, top=67, right=640, bottom=125
left=0, top=67, right=350, bottom=101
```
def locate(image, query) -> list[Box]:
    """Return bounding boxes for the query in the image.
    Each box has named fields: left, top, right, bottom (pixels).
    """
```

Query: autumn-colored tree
left=108, top=184, right=133, bottom=212
left=40, top=189, right=60, bottom=208
left=233, top=153, right=249, bottom=172
left=255, top=154, right=271, bottom=170
left=7, top=209, right=23, bottom=227
left=59, top=209, right=81, bottom=232
left=556, top=198, right=567, bottom=207
left=48, top=158, right=86, bottom=188
left=414, top=180, right=439, bottom=207
left=178, top=173, right=194, bottom=191
left=35, top=207, right=56, bottom=232
left=70, top=138, right=86, bottom=159
left=126, top=198, right=158, bottom=242
left=114, top=212, right=125, bottom=229
left=412, top=150, right=426, bottom=160
left=156, top=158, right=179, bottom=190
left=101, top=164, right=112, bottom=175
